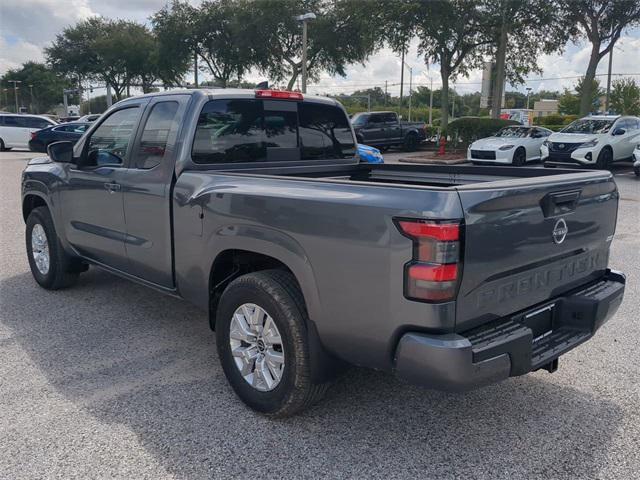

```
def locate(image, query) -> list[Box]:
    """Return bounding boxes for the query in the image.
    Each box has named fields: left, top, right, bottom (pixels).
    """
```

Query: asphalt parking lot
left=1, top=149, right=639, bottom=479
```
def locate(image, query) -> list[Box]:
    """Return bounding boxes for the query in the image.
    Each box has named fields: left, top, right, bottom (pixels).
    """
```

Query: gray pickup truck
left=22, top=89, right=625, bottom=417
left=351, top=110, right=426, bottom=151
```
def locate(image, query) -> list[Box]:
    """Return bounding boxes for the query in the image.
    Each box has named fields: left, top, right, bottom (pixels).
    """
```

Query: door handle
left=104, top=182, right=121, bottom=193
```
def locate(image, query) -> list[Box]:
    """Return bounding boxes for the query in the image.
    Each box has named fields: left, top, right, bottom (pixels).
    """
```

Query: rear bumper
left=394, top=270, right=625, bottom=392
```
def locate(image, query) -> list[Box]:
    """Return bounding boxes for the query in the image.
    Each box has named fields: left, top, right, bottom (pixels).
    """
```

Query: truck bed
left=198, top=162, right=607, bottom=189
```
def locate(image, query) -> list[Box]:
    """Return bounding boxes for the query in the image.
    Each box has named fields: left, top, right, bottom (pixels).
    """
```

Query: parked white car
left=0, top=113, right=57, bottom=150
left=541, top=115, right=640, bottom=169
left=467, top=126, right=553, bottom=166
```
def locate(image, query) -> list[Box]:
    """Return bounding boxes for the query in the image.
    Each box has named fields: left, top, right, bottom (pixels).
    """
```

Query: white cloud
left=0, top=37, right=45, bottom=74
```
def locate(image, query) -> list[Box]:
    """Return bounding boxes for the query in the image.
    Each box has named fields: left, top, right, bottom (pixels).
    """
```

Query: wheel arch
left=22, top=192, right=50, bottom=222
left=207, top=248, right=344, bottom=382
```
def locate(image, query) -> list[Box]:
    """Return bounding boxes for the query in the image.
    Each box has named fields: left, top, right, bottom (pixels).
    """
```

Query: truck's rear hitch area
left=394, top=269, right=625, bottom=392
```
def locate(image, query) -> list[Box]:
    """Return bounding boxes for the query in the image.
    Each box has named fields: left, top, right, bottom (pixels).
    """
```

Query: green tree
left=610, top=78, right=640, bottom=115
left=559, top=0, right=640, bottom=116
left=558, top=77, right=603, bottom=114
left=250, top=0, right=380, bottom=90
left=153, top=0, right=256, bottom=88
left=413, top=0, right=492, bottom=126
left=0, top=62, right=72, bottom=113
left=482, top=0, right=570, bottom=117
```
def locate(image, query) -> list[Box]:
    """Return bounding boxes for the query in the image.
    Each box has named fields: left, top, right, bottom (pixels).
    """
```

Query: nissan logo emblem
left=552, top=218, right=568, bottom=244
left=558, top=143, right=565, bottom=149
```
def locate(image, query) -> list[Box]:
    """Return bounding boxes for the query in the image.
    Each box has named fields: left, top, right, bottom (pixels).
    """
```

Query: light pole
left=526, top=87, right=532, bottom=110
left=8, top=79, right=22, bottom=113
left=295, top=13, right=316, bottom=94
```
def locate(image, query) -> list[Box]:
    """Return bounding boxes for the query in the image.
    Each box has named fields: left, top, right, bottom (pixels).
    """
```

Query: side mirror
left=47, top=141, right=74, bottom=163
left=613, top=128, right=626, bottom=136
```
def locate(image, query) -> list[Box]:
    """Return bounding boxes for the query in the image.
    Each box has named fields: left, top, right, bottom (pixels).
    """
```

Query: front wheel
left=512, top=148, right=526, bottom=166
left=26, top=207, right=81, bottom=289
left=596, top=148, right=613, bottom=170
left=634, top=164, right=640, bottom=177
left=216, top=270, right=329, bottom=417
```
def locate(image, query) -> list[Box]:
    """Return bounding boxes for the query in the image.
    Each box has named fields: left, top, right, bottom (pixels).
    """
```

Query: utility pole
left=106, top=84, right=113, bottom=107
left=8, top=79, right=21, bottom=113
left=408, top=65, right=413, bottom=122
left=295, top=13, right=316, bottom=93
left=384, top=80, right=388, bottom=106
left=194, top=52, right=199, bottom=88
left=29, top=84, right=34, bottom=113
left=605, top=36, right=613, bottom=113
left=399, top=47, right=405, bottom=106
left=429, top=77, right=434, bottom=126
left=526, top=87, right=532, bottom=110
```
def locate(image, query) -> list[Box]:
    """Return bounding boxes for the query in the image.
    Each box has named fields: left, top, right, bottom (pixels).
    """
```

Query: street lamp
left=295, top=12, right=316, bottom=94
left=526, top=87, right=532, bottom=110
left=8, top=79, right=22, bottom=113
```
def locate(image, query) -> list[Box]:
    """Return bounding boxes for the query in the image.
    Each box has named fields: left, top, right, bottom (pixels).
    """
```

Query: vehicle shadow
left=1, top=269, right=623, bottom=479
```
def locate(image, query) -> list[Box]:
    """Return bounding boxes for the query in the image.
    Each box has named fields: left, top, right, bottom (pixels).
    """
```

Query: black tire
left=355, top=134, right=364, bottom=144
left=403, top=133, right=419, bottom=152
left=512, top=147, right=526, bottom=166
left=379, top=145, right=390, bottom=153
left=634, top=165, right=640, bottom=177
left=216, top=270, right=329, bottom=417
left=26, top=206, right=81, bottom=290
left=0, top=138, right=9, bottom=151
left=596, top=147, right=613, bottom=170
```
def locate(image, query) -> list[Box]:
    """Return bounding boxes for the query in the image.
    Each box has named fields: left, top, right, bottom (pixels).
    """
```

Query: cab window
left=85, top=107, right=139, bottom=167
left=133, top=102, right=180, bottom=169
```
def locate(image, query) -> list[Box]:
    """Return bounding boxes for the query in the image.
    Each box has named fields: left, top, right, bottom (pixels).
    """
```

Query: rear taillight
left=396, top=219, right=462, bottom=302
left=31, top=132, right=37, bottom=140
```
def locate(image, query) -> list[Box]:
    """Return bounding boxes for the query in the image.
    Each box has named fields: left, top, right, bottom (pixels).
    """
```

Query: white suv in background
left=541, top=115, right=640, bottom=169
left=0, top=114, right=57, bottom=150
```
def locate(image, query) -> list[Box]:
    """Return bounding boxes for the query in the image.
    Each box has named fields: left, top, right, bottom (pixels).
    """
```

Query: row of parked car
left=0, top=113, right=100, bottom=152
left=467, top=115, right=640, bottom=171
left=1, top=108, right=639, bottom=175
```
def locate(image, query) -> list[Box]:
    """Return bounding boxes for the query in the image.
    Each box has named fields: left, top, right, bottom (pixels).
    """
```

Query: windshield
left=351, top=113, right=368, bottom=126
left=561, top=119, right=615, bottom=134
left=494, top=127, right=530, bottom=138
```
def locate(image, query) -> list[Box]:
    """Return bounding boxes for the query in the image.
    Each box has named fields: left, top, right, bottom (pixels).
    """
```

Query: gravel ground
left=1, top=150, right=638, bottom=479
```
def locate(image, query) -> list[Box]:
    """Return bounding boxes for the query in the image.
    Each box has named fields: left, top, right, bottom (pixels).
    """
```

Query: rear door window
left=4, top=116, right=27, bottom=127
left=192, top=99, right=355, bottom=163
left=299, top=103, right=356, bottom=160
left=26, top=117, right=53, bottom=129
left=192, top=99, right=265, bottom=163
left=133, top=101, right=180, bottom=169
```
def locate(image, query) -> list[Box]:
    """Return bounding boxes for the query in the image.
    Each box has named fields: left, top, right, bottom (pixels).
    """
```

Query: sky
left=1, top=0, right=639, bottom=99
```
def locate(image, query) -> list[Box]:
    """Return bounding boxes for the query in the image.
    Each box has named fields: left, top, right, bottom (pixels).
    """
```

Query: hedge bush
left=535, top=114, right=579, bottom=127
left=446, top=117, right=520, bottom=144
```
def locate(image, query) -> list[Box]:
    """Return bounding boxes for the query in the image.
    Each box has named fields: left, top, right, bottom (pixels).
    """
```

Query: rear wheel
left=26, top=207, right=82, bottom=289
left=512, top=147, right=526, bottom=166
left=216, top=270, right=329, bottom=417
left=634, top=164, right=640, bottom=177
left=596, top=147, right=613, bottom=170
left=0, top=138, right=10, bottom=151
left=403, top=133, right=419, bottom=152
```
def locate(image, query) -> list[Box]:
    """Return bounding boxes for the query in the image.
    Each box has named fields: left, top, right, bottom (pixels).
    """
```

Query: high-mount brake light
left=255, top=89, right=304, bottom=101
left=396, top=219, right=462, bottom=302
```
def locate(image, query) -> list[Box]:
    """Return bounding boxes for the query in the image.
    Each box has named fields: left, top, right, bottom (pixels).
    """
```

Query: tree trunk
left=580, top=42, right=601, bottom=116
left=287, top=70, right=300, bottom=91
left=492, top=9, right=508, bottom=118
left=440, top=63, right=450, bottom=129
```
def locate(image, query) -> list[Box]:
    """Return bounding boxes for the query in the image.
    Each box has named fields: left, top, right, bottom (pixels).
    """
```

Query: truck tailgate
left=454, top=171, right=618, bottom=331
